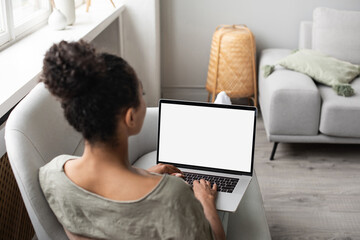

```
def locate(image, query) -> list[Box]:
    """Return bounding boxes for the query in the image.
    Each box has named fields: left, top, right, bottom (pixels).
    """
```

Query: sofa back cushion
left=299, top=21, right=312, bottom=49
left=312, top=7, right=360, bottom=65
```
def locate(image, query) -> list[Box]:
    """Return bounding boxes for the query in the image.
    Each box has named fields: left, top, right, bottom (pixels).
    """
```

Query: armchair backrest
left=5, top=82, right=159, bottom=239
left=5, top=83, right=83, bottom=240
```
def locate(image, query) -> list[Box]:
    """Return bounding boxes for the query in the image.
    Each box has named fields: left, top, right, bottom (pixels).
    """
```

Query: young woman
left=39, top=40, right=225, bottom=240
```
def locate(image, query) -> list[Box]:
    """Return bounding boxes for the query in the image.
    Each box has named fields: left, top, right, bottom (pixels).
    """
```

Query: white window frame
left=0, top=0, right=51, bottom=49
left=0, top=0, right=11, bottom=46
left=12, top=0, right=51, bottom=38
left=0, top=0, right=85, bottom=50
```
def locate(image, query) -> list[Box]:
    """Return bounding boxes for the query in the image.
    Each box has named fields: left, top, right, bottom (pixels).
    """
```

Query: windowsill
left=0, top=1, right=125, bottom=118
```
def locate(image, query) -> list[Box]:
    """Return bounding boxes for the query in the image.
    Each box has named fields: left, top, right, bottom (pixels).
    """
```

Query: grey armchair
left=5, top=83, right=159, bottom=239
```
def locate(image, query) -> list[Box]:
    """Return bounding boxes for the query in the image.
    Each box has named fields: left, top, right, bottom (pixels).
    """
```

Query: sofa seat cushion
left=319, top=77, right=360, bottom=137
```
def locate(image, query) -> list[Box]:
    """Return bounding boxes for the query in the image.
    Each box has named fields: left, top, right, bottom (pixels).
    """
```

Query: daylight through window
left=0, top=3, right=4, bottom=33
left=0, top=1, right=10, bottom=46
left=13, top=0, right=48, bottom=27
left=0, top=0, right=50, bottom=48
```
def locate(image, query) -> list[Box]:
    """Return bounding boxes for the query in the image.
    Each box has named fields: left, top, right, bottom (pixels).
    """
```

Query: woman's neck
left=63, top=136, right=149, bottom=200
left=81, top=139, right=131, bottom=170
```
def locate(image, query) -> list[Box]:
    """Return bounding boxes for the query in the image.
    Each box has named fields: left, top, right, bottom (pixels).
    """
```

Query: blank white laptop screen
left=157, top=101, right=256, bottom=174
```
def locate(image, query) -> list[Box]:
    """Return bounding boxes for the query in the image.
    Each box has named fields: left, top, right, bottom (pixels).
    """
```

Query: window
left=0, top=3, right=4, bottom=33
left=0, top=1, right=10, bottom=46
left=12, top=0, right=51, bottom=38
left=0, top=0, right=50, bottom=48
left=13, top=0, right=49, bottom=28
left=0, top=0, right=85, bottom=49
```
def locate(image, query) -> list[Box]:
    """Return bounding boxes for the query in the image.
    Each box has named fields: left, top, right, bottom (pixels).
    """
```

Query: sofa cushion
left=312, top=7, right=360, bottom=64
left=319, top=77, right=360, bottom=138
left=277, top=49, right=360, bottom=91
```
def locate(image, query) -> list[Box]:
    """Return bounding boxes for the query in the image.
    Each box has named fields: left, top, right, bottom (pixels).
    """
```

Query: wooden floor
left=254, top=115, right=360, bottom=240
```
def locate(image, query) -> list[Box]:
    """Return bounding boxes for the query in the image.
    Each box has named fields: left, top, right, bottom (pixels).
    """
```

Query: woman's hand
left=193, top=179, right=225, bottom=240
left=147, top=163, right=183, bottom=177
left=192, top=179, right=217, bottom=207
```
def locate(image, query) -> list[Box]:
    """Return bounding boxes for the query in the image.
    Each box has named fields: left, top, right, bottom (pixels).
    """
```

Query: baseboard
left=161, top=87, right=209, bottom=102
left=161, top=87, right=256, bottom=106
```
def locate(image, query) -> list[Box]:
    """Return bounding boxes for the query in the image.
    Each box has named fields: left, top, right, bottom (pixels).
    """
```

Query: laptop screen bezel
left=156, top=99, right=257, bottom=176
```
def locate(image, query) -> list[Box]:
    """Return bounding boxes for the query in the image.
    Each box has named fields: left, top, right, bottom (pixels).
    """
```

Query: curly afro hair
left=41, top=40, right=140, bottom=145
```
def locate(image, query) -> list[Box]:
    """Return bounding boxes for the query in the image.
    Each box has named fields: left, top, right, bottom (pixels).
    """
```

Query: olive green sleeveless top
left=39, top=155, right=214, bottom=240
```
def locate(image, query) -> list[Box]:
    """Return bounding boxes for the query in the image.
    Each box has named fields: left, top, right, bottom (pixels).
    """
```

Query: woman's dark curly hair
left=41, top=40, right=140, bottom=145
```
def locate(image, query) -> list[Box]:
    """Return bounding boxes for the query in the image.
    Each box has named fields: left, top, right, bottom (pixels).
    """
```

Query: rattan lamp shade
left=206, top=25, right=257, bottom=105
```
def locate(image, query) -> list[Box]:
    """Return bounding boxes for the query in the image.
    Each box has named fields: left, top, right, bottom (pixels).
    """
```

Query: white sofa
left=258, top=8, right=360, bottom=160
left=5, top=83, right=270, bottom=239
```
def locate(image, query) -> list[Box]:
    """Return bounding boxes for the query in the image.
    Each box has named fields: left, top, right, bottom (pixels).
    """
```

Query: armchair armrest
left=128, top=107, right=158, bottom=164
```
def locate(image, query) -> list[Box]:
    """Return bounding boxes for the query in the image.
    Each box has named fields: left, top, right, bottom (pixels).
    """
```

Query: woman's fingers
left=168, top=165, right=182, bottom=173
left=148, top=163, right=182, bottom=175
left=162, top=164, right=182, bottom=174
left=171, top=172, right=184, bottom=178
left=196, top=179, right=212, bottom=188
left=192, top=179, right=217, bottom=203
left=193, top=179, right=216, bottom=192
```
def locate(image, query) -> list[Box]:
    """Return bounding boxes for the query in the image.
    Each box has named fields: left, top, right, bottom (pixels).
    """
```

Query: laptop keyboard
left=183, top=171, right=239, bottom=193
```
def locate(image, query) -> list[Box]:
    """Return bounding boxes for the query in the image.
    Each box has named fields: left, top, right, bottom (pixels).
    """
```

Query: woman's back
left=62, top=152, right=162, bottom=202
left=40, top=155, right=214, bottom=240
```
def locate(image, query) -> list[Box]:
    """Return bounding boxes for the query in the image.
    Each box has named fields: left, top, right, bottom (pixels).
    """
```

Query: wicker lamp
left=206, top=25, right=257, bottom=106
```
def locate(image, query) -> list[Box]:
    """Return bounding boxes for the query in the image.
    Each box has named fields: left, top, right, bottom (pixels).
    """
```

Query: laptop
left=156, top=99, right=257, bottom=212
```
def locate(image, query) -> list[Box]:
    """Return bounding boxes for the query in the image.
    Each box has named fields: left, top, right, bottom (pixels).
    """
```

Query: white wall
left=121, top=0, right=161, bottom=107
left=91, top=19, right=120, bottom=56
left=160, top=0, right=360, bottom=101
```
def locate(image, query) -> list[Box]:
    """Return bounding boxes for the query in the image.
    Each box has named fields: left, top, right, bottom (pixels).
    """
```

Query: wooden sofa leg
left=270, top=142, right=279, bottom=161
